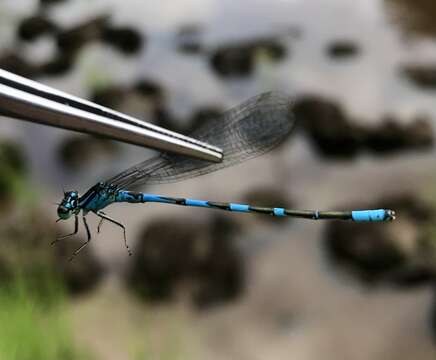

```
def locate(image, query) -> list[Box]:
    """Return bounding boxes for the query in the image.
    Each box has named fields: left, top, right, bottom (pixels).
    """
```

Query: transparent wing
left=106, top=92, right=296, bottom=189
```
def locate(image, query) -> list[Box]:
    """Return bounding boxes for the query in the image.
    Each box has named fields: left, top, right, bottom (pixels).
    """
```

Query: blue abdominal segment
left=185, top=199, right=209, bottom=207
left=273, top=208, right=286, bottom=217
left=229, top=203, right=250, bottom=212
left=351, top=209, right=389, bottom=222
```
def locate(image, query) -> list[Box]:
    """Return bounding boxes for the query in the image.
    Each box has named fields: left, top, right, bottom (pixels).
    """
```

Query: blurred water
left=1, top=0, right=436, bottom=359
left=2, top=0, right=436, bottom=187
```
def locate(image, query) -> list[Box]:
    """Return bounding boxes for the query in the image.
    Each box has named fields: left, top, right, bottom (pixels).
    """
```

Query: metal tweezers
left=0, top=68, right=223, bottom=162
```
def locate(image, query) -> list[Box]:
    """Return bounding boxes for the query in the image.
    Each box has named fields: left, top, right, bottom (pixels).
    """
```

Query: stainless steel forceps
left=0, top=69, right=223, bottom=162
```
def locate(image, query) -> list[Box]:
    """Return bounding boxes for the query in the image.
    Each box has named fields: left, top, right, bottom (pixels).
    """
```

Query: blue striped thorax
left=57, top=182, right=121, bottom=221
left=78, top=182, right=119, bottom=213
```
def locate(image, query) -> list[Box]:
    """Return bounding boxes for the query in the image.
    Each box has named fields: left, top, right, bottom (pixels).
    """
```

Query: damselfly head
left=57, top=190, right=79, bottom=220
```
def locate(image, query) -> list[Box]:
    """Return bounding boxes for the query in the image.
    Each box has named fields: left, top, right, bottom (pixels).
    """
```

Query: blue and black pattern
left=55, top=92, right=396, bottom=261
left=115, top=191, right=394, bottom=221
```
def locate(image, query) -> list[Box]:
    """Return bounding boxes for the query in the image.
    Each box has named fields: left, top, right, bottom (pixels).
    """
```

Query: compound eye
left=58, top=206, right=69, bottom=214
left=57, top=205, right=73, bottom=220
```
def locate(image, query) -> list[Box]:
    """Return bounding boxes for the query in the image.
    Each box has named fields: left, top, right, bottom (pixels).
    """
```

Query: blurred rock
left=54, top=15, right=143, bottom=59
left=40, top=0, right=68, bottom=7
left=365, top=119, right=406, bottom=153
left=324, top=194, right=436, bottom=287
left=210, top=45, right=253, bottom=78
left=0, top=173, right=15, bottom=213
left=91, top=80, right=165, bottom=112
left=1, top=50, right=77, bottom=80
left=127, top=215, right=244, bottom=309
left=0, top=52, right=40, bottom=78
left=176, top=24, right=204, bottom=54
left=0, top=140, right=28, bottom=176
left=53, top=235, right=105, bottom=295
left=90, top=81, right=171, bottom=132
left=385, top=0, right=436, bottom=38
left=0, top=211, right=60, bottom=303
left=0, top=141, right=28, bottom=212
left=365, top=116, right=434, bottom=153
left=255, top=39, right=287, bottom=61
left=326, top=40, right=360, bottom=59
left=185, top=106, right=224, bottom=134
left=57, top=135, right=120, bottom=171
left=39, top=51, right=76, bottom=76
left=191, top=216, right=244, bottom=309
left=242, top=187, right=294, bottom=225
left=133, top=79, right=165, bottom=104
left=127, top=218, right=199, bottom=301
left=0, top=209, right=104, bottom=297
left=56, top=15, right=110, bottom=54
left=17, top=15, right=58, bottom=42
left=294, top=96, right=365, bottom=159
left=210, top=38, right=287, bottom=78
left=101, top=26, right=143, bottom=55
left=90, top=85, right=127, bottom=109
left=387, top=266, right=435, bottom=288
left=404, top=117, right=435, bottom=148
left=295, top=95, right=434, bottom=158
left=431, top=286, right=436, bottom=342
left=152, top=106, right=183, bottom=133
left=401, top=64, right=436, bottom=89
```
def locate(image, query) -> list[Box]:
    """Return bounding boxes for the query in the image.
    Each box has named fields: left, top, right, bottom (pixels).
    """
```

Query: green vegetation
left=0, top=272, right=92, bottom=360
left=0, top=140, right=94, bottom=359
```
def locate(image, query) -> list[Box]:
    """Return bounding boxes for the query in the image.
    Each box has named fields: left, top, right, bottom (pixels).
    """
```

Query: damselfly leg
left=95, top=211, right=131, bottom=256
left=68, top=216, right=92, bottom=262
left=52, top=215, right=79, bottom=245
left=97, top=211, right=106, bottom=233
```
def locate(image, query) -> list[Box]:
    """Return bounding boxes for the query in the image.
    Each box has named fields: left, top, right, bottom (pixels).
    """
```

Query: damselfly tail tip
left=385, top=209, right=396, bottom=221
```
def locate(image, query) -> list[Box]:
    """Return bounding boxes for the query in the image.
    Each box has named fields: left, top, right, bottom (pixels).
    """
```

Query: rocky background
left=0, top=0, right=436, bottom=359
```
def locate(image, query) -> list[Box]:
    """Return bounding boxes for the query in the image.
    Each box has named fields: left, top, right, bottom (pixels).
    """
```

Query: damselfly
left=54, top=92, right=395, bottom=260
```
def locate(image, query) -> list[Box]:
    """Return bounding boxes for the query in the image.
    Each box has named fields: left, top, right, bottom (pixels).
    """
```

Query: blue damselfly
left=54, top=92, right=395, bottom=260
